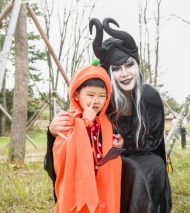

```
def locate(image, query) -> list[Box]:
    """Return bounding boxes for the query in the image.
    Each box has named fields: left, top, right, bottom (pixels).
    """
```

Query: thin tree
left=9, top=3, right=29, bottom=164
left=138, top=0, right=162, bottom=87
left=0, top=77, right=6, bottom=136
left=154, top=0, right=161, bottom=87
left=144, top=0, right=152, bottom=84
left=0, top=0, right=6, bottom=135
left=138, top=0, right=153, bottom=83
left=39, top=0, right=96, bottom=116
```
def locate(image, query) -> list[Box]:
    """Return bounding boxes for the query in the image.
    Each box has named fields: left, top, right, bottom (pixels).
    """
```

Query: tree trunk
left=154, top=0, right=161, bottom=87
left=9, top=3, right=28, bottom=165
left=165, top=94, right=190, bottom=155
left=0, top=76, right=6, bottom=136
left=144, top=0, right=152, bottom=84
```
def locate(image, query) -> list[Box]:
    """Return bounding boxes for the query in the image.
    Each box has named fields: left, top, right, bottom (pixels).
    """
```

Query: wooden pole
left=0, top=1, right=13, bottom=27
left=162, top=97, right=190, bottom=137
left=0, top=0, right=22, bottom=90
left=0, top=104, right=39, bottom=150
left=56, top=99, right=65, bottom=111
left=165, top=95, right=190, bottom=155
left=162, top=97, right=177, bottom=118
left=27, top=102, right=48, bottom=126
left=26, top=102, right=49, bottom=131
left=27, top=3, right=70, bottom=86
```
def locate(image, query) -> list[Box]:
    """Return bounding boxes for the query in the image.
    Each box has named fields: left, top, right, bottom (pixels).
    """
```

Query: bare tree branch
left=171, top=14, right=190, bottom=24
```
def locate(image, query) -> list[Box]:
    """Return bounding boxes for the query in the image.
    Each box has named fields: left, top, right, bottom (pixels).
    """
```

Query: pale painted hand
left=49, top=111, right=73, bottom=139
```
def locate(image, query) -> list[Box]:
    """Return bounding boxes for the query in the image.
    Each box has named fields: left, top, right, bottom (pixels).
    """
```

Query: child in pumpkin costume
left=53, top=59, right=122, bottom=213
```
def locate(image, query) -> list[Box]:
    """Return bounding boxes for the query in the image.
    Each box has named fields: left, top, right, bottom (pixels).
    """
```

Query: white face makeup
left=111, top=57, right=138, bottom=95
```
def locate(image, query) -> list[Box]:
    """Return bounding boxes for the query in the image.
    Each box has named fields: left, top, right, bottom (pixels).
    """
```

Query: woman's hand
left=49, top=111, right=73, bottom=139
left=112, top=134, right=124, bottom=148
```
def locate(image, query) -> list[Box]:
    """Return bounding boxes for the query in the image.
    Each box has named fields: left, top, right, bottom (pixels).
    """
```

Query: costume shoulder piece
left=142, top=84, right=163, bottom=109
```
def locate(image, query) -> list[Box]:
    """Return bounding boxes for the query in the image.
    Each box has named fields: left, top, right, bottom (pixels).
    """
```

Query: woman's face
left=111, top=57, right=138, bottom=94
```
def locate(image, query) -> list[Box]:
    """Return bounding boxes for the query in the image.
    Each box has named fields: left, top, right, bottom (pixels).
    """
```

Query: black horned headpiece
left=89, top=17, right=140, bottom=71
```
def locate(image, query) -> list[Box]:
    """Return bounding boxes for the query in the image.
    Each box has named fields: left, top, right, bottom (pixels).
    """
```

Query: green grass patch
left=165, top=122, right=190, bottom=132
left=169, top=146, right=190, bottom=213
left=0, top=137, right=10, bottom=156
left=0, top=129, right=190, bottom=212
left=0, top=145, right=190, bottom=212
left=0, top=137, right=10, bottom=144
left=0, top=162, right=55, bottom=213
left=0, top=130, right=47, bottom=156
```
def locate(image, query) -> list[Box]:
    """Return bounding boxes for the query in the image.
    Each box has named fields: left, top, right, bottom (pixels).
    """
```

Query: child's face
left=74, top=86, right=107, bottom=114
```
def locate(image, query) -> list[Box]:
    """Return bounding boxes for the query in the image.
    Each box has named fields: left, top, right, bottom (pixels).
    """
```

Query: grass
left=0, top=130, right=190, bottom=212
left=0, top=162, right=55, bottom=213
left=0, top=130, right=55, bottom=213
left=0, top=130, right=47, bottom=156
left=165, top=122, right=190, bottom=134
left=168, top=145, right=190, bottom=213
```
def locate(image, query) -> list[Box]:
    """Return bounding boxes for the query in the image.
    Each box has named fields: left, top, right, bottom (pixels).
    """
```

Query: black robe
left=44, top=84, right=172, bottom=213
left=118, top=84, right=172, bottom=212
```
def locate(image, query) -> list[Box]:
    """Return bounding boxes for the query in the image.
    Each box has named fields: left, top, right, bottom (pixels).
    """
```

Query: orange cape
left=53, top=65, right=122, bottom=213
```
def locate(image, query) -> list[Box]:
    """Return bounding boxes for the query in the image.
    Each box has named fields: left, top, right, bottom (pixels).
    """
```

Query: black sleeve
left=44, top=128, right=57, bottom=202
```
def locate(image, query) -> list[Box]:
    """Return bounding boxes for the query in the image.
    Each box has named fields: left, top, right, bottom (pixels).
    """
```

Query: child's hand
left=82, top=97, right=97, bottom=121
left=112, top=134, right=124, bottom=148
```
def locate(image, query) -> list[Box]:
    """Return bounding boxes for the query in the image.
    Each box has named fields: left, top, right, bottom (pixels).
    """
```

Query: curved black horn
left=89, top=18, right=105, bottom=63
left=103, top=18, right=136, bottom=50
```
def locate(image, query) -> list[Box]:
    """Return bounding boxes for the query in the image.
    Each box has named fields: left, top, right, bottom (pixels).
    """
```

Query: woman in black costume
left=44, top=18, right=172, bottom=213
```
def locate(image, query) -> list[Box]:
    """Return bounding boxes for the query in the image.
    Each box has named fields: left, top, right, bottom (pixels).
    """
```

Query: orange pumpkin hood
left=69, top=64, right=112, bottom=116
